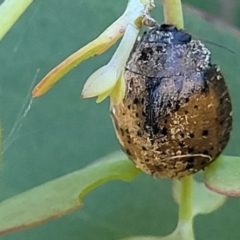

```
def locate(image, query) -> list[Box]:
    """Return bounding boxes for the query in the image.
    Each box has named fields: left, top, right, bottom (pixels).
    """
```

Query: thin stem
left=0, top=0, right=33, bottom=41
left=178, top=175, right=194, bottom=239
left=162, top=0, right=184, bottom=29
left=0, top=122, right=1, bottom=167
left=179, top=176, right=193, bottom=221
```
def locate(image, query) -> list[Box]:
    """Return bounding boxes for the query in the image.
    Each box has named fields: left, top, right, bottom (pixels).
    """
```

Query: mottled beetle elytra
left=111, top=24, right=232, bottom=179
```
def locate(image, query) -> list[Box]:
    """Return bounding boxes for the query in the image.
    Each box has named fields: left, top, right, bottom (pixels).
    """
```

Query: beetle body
left=111, top=24, right=232, bottom=179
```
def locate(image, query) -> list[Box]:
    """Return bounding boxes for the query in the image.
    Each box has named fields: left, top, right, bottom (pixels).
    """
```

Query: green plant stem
left=162, top=0, right=184, bottom=29
left=177, top=175, right=194, bottom=239
left=0, top=122, right=1, bottom=167
left=179, top=176, right=192, bottom=221
left=0, top=0, right=33, bottom=41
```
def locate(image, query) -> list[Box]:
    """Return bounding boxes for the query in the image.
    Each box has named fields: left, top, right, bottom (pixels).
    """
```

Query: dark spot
left=219, top=119, right=225, bottom=125
left=133, top=98, right=140, bottom=105
left=194, top=105, right=198, bottom=109
left=137, top=130, right=142, bottom=137
left=141, top=98, right=144, bottom=104
left=185, top=97, right=189, bottom=103
left=203, top=150, right=209, bottom=155
left=210, top=146, right=214, bottom=150
left=161, top=127, right=168, bottom=136
left=202, top=130, right=209, bottom=137
left=179, top=141, right=185, bottom=147
left=142, top=146, right=147, bottom=151
left=142, top=111, right=146, bottom=117
left=126, top=149, right=132, bottom=156
left=125, top=129, right=130, bottom=134
left=136, top=112, right=139, bottom=117
left=220, top=97, right=224, bottom=104
left=180, top=133, right=185, bottom=138
left=189, top=133, right=195, bottom=138
left=127, top=140, right=131, bottom=144
left=139, top=51, right=148, bottom=61
left=157, top=45, right=163, bottom=52
left=186, top=157, right=194, bottom=169
left=174, top=31, right=192, bottom=44
left=145, top=158, right=150, bottom=162
left=188, top=157, right=194, bottom=163
left=201, top=160, right=206, bottom=165
left=150, top=139, right=155, bottom=145
left=188, top=147, right=194, bottom=154
left=185, top=110, right=189, bottom=114
left=164, top=119, right=168, bottom=124
left=167, top=100, right=172, bottom=108
left=127, top=104, right=131, bottom=110
left=120, top=128, right=125, bottom=136
left=175, top=100, right=181, bottom=111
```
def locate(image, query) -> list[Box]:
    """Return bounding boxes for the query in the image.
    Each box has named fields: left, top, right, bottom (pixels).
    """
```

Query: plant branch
left=0, top=0, right=33, bottom=41
left=179, top=176, right=193, bottom=222
left=162, top=0, right=184, bottom=29
left=177, top=175, right=194, bottom=239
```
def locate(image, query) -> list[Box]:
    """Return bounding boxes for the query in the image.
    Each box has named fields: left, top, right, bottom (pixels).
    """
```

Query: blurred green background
left=0, top=0, right=239, bottom=239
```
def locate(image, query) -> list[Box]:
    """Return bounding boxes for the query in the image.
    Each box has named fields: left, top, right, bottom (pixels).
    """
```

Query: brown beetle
left=111, top=24, right=232, bottom=179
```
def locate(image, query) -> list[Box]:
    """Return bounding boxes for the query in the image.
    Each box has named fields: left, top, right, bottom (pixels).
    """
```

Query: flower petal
left=31, top=0, right=148, bottom=98
left=82, top=23, right=139, bottom=101
left=96, top=88, right=114, bottom=103
left=110, top=71, right=126, bottom=105
left=82, top=66, right=118, bottom=99
left=31, top=19, right=124, bottom=97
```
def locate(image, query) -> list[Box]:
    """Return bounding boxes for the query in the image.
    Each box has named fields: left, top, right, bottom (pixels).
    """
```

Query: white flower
left=32, top=0, right=155, bottom=103
left=82, top=24, right=139, bottom=104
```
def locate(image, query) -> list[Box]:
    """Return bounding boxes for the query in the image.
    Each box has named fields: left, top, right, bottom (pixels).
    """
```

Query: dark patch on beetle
left=111, top=24, right=232, bottom=179
left=120, top=128, right=125, bottom=136
left=203, top=150, right=209, bottom=155
left=186, top=157, right=195, bottom=169
left=188, top=147, right=194, bottom=154
left=202, top=130, right=209, bottom=137
left=126, top=149, right=132, bottom=156
left=179, top=142, right=185, bottom=147
left=137, top=130, right=142, bottom=137
left=133, top=98, right=140, bottom=105
left=189, top=133, right=195, bottom=138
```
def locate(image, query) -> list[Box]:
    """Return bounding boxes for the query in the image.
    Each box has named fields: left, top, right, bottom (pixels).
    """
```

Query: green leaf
left=172, top=178, right=226, bottom=216
left=1, top=1, right=240, bottom=240
left=121, top=232, right=192, bottom=240
left=204, top=155, right=240, bottom=196
left=121, top=225, right=195, bottom=240
left=0, top=151, right=140, bottom=235
left=122, top=237, right=160, bottom=240
left=122, top=237, right=163, bottom=240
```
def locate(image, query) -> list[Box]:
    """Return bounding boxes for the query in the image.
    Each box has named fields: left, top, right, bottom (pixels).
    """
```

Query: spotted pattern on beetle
left=111, top=24, right=232, bottom=179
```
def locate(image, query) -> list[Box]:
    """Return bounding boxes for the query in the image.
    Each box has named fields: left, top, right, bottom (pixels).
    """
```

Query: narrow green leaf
left=0, top=151, right=140, bottom=235
left=204, top=155, right=240, bottom=196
